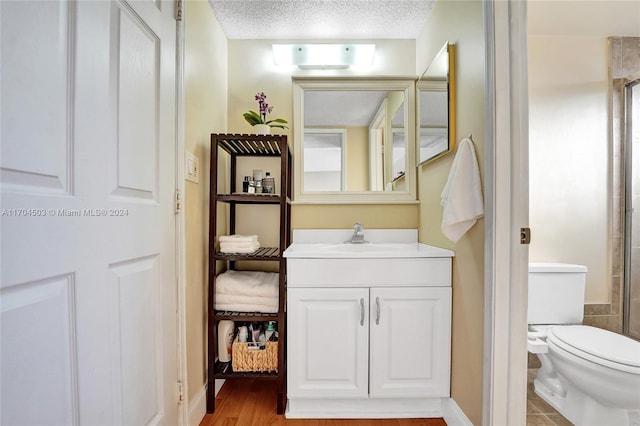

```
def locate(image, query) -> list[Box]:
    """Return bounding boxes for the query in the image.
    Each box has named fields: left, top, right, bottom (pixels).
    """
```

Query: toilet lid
left=548, top=325, right=640, bottom=370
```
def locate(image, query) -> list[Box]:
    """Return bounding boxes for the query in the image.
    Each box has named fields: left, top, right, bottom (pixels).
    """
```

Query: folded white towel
left=440, top=137, right=484, bottom=243
left=220, top=247, right=259, bottom=254
left=220, top=241, right=260, bottom=249
left=214, top=302, right=278, bottom=314
left=219, top=241, right=260, bottom=254
left=219, top=234, right=259, bottom=243
left=215, top=270, right=279, bottom=298
left=215, top=294, right=278, bottom=314
left=216, top=293, right=278, bottom=307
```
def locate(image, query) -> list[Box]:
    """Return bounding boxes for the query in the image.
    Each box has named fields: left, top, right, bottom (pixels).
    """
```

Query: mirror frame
left=416, top=43, right=456, bottom=166
left=292, top=77, right=417, bottom=204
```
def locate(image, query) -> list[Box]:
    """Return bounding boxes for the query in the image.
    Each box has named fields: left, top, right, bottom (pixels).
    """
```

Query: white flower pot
left=253, top=124, right=271, bottom=135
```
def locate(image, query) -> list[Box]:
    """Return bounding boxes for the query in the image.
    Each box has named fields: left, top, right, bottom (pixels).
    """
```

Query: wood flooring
left=200, top=379, right=448, bottom=426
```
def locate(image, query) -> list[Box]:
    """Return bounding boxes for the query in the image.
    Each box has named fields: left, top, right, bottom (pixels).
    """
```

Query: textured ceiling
left=209, top=0, right=435, bottom=40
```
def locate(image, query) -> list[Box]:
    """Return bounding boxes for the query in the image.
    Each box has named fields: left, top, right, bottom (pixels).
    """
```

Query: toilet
left=527, top=262, right=640, bottom=426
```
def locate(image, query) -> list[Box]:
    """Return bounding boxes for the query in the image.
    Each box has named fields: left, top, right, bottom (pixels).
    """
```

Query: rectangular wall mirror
left=293, top=78, right=416, bottom=204
left=417, top=42, right=456, bottom=166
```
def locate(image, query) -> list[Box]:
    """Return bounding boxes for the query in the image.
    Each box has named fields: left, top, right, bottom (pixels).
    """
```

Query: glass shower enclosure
left=624, top=73, right=640, bottom=340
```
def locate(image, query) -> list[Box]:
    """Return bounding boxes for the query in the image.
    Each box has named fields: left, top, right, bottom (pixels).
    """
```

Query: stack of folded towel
left=215, top=270, right=279, bottom=313
left=219, top=234, right=260, bottom=254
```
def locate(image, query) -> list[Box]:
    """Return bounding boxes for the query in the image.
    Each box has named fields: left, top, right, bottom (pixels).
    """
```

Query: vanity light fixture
left=272, top=44, right=375, bottom=69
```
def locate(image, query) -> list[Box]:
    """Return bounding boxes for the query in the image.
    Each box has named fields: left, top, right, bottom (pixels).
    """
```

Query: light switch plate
left=185, top=151, right=199, bottom=183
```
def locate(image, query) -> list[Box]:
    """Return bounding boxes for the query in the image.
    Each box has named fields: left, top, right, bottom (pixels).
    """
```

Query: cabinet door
left=287, top=288, right=369, bottom=398
left=369, top=287, right=452, bottom=397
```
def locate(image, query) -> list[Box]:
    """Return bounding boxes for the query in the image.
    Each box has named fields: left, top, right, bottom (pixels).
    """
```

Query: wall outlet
left=186, top=151, right=199, bottom=183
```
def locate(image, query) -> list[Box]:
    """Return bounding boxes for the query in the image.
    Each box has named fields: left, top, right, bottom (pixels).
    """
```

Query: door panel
left=288, top=288, right=369, bottom=398
left=0, top=0, right=73, bottom=195
left=0, top=274, right=78, bottom=426
left=112, top=3, right=159, bottom=200
left=109, top=255, right=162, bottom=425
left=369, top=287, right=451, bottom=398
left=0, top=1, right=178, bottom=425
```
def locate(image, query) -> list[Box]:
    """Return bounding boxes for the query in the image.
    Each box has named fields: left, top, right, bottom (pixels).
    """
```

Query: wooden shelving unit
left=206, top=133, right=291, bottom=414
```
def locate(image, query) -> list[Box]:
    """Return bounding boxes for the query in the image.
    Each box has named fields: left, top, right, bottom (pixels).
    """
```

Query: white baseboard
left=442, top=398, right=473, bottom=426
left=286, top=397, right=443, bottom=419
left=214, top=379, right=225, bottom=396
left=188, top=385, right=207, bottom=426
left=188, top=380, right=226, bottom=426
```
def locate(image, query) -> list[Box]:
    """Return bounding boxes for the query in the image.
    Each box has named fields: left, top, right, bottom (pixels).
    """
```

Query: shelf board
left=214, top=134, right=286, bottom=157
left=213, top=361, right=279, bottom=379
left=216, top=193, right=284, bottom=204
left=213, top=310, right=280, bottom=321
left=214, top=247, right=281, bottom=261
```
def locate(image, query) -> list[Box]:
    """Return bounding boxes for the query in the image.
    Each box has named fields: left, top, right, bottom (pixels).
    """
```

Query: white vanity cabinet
left=283, top=229, right=454, bottom=419
left=288, top=286, right=451, bottom=400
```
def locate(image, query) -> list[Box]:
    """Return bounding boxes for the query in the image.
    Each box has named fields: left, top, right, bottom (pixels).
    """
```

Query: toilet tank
left=528, top=262, right=587, bottom=325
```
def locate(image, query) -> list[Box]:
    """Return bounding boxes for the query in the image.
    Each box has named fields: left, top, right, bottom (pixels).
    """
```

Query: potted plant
left=243, top=92, right=288, bottom=134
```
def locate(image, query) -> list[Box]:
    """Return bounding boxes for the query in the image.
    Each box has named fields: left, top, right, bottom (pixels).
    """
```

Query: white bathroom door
left=1, top=1, right=179, bottom=425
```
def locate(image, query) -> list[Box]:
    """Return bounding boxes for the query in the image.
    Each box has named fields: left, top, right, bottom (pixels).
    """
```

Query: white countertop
left=283, top=242, right=454, bottom=259
left=284, top=229, right=454, bottom=259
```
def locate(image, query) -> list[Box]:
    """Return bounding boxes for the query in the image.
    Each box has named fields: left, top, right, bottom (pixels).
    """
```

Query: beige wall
left=528, top=36, right=609, bottom=303
left=184, top=0, right=228, bottom=402
left=416, top=1, right=485, bottom=424
left=527, top=0, right=640, bottom=307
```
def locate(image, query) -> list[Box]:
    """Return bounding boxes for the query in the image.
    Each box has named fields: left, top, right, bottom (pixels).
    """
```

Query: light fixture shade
left=272, top=44, right=375, bottom=69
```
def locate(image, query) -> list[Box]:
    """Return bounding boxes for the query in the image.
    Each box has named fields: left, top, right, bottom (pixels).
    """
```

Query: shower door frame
left=623, top=71, right=640, bottom=340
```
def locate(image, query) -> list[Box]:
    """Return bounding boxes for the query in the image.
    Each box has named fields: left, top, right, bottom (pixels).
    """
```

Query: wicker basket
left=231, top=338, right=278, bottom=372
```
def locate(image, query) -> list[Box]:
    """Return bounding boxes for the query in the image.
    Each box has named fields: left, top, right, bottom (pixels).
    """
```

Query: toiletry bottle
left=237, top=325, right=248, bottom=342
left=217, top=320, right=235, bottom=362
left=265, top=321, right=276, bottom=341
left=262, top=172, right=275, bottom=194
left=251, top=323, right=261, bottom=344
left=242, top=176, right=251, bottom=192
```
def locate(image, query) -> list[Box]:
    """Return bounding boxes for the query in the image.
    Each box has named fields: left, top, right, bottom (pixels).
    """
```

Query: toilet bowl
left=546, top=325, right=640, bottom=425
left=528, top=263, right=640, bottom=426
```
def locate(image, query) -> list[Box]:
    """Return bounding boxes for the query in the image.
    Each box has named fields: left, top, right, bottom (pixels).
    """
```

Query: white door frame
left=482, top=1, right=530, bottom=425
left=175, top=5, right=188, bottom=426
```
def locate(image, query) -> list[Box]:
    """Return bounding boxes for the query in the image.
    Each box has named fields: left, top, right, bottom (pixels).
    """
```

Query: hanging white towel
left=440, top=137, right=484, bottom=243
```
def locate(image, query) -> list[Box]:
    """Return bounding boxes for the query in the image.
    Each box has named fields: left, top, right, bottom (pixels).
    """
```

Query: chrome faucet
left=348, top=222, right=367, bottom=244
